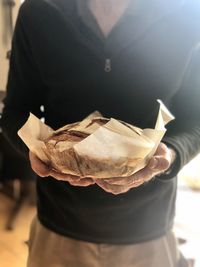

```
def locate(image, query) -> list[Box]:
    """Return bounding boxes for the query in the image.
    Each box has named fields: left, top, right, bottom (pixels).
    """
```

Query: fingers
left=29, top=152, right=95, bottom=186
left=29, top=151, right=51, bottom=177
left=133, top=155, right=170, bottom=183
left=95, top=179, right=130, bottom=195
left=154, top=142, right=169, bottom=156
left=95, top=177, right=144, bottom=195
left=99, top=149, right=171, bottom=192
left=153, top=142, right=173, bottom=168
left=103, top=176, right=144, bottom=186
left=97, top=153, right=170, bottom=194
left=50, top=170, right=95, bottom=186
left=147, top=155, right=170, bottom=172
left=29, top=141, right=173, bottom=194
left=147, top=142, right=172, bottom=174
left=97, top=143, right=172, bottom=188
left=49, top=170, right=80, bottom=181
left=69, top=178, right=95, bottom=187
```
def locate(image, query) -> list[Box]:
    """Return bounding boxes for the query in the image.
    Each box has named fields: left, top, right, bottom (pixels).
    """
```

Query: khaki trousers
left=27, top=216, right=180, bottom=267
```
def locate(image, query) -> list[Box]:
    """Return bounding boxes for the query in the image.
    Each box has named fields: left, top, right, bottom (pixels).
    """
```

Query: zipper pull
left=104, top=58, right=111, bottom=72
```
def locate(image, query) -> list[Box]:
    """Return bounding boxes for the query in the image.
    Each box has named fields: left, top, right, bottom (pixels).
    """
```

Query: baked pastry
left=43, top=118, right=144, bottom=178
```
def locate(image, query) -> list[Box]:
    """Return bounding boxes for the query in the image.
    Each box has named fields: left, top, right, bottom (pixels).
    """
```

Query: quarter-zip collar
left=44, top=0, right=187, bottom=67
left=82, top=0, right=186, bottom=71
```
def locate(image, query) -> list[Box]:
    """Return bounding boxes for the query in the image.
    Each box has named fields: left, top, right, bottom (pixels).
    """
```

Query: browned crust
left=43, top=118, right=144, bottom=178
left=49, top=131, right=89, bottom=143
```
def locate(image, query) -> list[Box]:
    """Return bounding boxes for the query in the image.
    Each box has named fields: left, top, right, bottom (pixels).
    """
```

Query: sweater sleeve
left=1, top=4, right=44, bottom=158
left=159, top=45, right=200, bottom=181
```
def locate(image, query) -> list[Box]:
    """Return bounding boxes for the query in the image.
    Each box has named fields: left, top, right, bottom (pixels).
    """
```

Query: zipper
left=104, top=58, right=112, bottom=72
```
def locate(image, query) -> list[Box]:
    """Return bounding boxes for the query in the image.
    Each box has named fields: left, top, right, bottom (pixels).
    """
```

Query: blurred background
left=0, top=1, right=200, bottom=267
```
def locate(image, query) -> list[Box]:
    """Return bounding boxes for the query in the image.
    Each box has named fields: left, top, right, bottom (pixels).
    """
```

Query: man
left=1, top=0, right=200, bottom=266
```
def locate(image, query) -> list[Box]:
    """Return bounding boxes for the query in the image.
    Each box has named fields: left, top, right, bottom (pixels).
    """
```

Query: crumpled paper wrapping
left=18, top=100, right=174, bottom=178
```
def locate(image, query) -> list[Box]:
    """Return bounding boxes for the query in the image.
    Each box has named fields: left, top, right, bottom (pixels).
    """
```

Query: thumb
left=148, top=156, right=170, bottom=172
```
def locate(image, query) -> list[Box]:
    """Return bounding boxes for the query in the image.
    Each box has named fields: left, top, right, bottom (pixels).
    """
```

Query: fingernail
left=149, top=158, right=158, bottom=169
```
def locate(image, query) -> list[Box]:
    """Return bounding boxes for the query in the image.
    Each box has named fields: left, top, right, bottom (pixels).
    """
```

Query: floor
left=175, top=187, right=200, bottom=267
left=0, top=160, right=200, bottom=267
left=0, top=193, right=35, bottom=267
left=175, top=156, right=200, bottom=267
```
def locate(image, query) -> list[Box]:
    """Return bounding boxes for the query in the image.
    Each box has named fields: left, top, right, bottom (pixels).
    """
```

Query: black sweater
left=1, top=0, right=200, bottom=244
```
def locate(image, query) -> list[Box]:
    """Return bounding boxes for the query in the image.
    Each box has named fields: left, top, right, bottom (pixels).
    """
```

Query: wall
left=0, top=0, right=21, bottom=91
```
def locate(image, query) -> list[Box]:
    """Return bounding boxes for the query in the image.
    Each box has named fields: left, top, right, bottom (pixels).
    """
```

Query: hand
left=95, top=142, right=176, bottom=195
left=29, top=151, right=95, bottom=186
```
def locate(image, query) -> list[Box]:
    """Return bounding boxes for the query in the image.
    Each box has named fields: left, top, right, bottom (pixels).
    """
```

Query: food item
left=18, top=100, right=174, bottom=179
left=43, top=118, right=144, bottom=178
